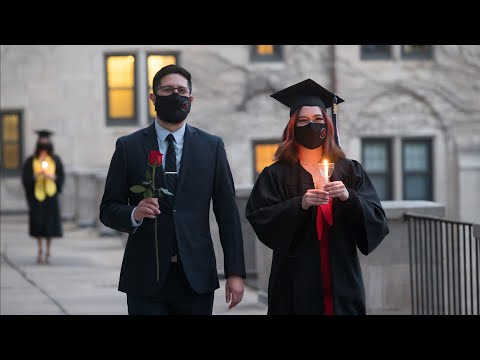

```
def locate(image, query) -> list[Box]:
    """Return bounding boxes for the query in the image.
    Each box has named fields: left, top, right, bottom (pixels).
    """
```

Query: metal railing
left=406, top=213, right=479, bottom=315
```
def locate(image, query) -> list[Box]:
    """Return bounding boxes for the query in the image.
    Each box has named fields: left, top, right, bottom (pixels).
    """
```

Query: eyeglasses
left=156, top=86, right=191, bottom=97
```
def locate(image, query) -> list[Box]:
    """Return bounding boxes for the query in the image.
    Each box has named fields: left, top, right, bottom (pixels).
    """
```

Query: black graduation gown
left=245, top=158, right=389, bottom=315
left=21, top=155, right=65, bottom=238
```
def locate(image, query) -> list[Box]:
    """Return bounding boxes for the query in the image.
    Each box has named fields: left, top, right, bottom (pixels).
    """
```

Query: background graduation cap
left=35, top=129, right=54, bottom=138
left=270, top=79, right=344, bottom=147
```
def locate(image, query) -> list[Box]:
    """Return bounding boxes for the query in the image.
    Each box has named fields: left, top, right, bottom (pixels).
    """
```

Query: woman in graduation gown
left=22, top=130, right=65, bottom=264
left=245, top=79, right=389, bottom=315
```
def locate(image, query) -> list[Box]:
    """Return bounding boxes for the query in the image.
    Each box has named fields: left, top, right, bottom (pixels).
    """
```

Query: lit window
left=251, top=45, right=283, bottom=62
left=147, top=54, right=178, bottom=119
left=105, top=54, right=137, bottom=124
left=0, top=110, right=23, bottom=175
left=253, top=140, right=280, bottom=180
left=257, top=45, right=274, bottom=55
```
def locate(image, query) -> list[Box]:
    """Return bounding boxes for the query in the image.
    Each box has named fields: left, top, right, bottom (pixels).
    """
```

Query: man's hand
left=133, top=198, right=160, bottom=221
left=225, top=275, right=244, bottom=309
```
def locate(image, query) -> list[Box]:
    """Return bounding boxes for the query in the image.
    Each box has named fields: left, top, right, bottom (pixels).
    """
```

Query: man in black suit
left=100, top=64, right=246, bottom=315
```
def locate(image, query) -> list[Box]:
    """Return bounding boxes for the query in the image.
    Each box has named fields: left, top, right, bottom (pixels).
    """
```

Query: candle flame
left=41, top=161, right=48, bottom=169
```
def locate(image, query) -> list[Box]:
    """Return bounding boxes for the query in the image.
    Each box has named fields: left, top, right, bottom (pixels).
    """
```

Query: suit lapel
left=176, top=124, right=196, bottom=194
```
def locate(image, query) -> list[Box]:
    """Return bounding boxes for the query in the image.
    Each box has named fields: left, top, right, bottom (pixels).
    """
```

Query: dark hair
left=274, top=107, right=345, bottom=165
left=152, top=64, right=192, bottom=94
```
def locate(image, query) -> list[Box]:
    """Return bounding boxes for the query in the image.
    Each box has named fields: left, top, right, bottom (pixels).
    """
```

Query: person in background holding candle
left=21, top=130, right=65, bottom=264
left=246, top=79, right=389, bottom=315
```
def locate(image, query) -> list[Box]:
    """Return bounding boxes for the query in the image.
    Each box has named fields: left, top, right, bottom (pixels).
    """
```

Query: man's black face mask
left=154, top=93, right=191, bottom=124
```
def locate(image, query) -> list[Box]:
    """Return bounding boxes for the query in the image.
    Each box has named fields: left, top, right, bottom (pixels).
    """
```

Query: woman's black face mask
left=294, top=122, right=327, bottom=149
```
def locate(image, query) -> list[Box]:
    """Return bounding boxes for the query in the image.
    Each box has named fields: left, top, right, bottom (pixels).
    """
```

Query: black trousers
left=127, top=261, right=214, bottom=315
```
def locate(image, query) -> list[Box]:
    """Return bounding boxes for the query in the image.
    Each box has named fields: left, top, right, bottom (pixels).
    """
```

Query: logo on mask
left=181, top=100, right=190, bottom=112
left=154, top=93, right=191, bottom=124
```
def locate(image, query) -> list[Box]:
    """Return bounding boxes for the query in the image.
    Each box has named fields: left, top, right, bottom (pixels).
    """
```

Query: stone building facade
left=2, top=45, right=479, bottom=223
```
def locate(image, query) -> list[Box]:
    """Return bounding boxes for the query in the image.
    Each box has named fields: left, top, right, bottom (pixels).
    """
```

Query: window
left=250, top=45, right=283, bottom=62
left=360, top=45, right=392, bottom=60
left=403, top=139, right=433, bottom=200
left=401, top=45, right=433, bottom=60
left=105, top=54, right=137, bottom=125
left=0, top=110, right=23, bottom=175
left=362, top=139, right=393, bottom=200
left=253, top=140, right=280, bottom=181
left=146, top=53, right=178, bottom=120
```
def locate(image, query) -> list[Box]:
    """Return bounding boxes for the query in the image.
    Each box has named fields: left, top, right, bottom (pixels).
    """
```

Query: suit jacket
left=99, top=122, right=246, bottom=295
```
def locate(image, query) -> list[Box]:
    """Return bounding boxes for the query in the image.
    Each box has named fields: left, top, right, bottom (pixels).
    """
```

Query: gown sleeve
left=337, top=159, right=390, bottom=255
left=245, top=165, right=311, bottom=256
left=21, top=157, right=35, bottom=207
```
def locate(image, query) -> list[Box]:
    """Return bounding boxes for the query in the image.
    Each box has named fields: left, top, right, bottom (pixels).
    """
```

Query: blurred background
left=1, top=45, right=479, bottom=315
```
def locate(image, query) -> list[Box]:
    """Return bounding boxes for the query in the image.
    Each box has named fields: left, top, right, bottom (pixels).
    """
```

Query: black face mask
left=294, top=122, right=327, bottom=149
left=36, top=143, right=53, bottom=153
left=154, top=93, right=191, bottom=124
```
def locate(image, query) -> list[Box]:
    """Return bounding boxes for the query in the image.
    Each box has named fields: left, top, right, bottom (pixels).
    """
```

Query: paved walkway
left=0, top=214, right=267, bottom=315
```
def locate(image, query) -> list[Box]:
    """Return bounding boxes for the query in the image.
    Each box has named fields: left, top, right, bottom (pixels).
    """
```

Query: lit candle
left=323, top=159, right=328, bottom=184
left=42, top=161, right=48, bottom=169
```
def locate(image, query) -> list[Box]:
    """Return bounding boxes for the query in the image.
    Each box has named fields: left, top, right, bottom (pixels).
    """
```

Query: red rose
left=130, top=148, right=173, bottom=282
left=148, top=150, right=163, bottom=167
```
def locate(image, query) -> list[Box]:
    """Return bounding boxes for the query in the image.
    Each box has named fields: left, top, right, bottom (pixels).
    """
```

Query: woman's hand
left=302, top=188, right=330, bottom=210
left=324, top=181, right=349, bottom=201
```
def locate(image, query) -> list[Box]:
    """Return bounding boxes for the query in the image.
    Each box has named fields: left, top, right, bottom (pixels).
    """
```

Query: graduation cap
left=270, top=79, right=344, bottom=147
left=35, top=129, right=54, bottom=138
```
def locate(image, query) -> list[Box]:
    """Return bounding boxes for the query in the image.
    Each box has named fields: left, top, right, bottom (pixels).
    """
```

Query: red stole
left=316, top=198, right=334, bottom=315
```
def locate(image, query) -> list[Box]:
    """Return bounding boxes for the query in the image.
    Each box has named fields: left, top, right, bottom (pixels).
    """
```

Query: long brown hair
left=274, top=107, right=345, bottom=164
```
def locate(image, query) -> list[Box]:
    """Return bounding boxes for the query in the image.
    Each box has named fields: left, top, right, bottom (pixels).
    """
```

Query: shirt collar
left=155, top=120, right=186, bottom=143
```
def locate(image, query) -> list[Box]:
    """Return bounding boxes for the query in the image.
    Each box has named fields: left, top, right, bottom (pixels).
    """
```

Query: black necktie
left=165, top=134, right=177, bottom=195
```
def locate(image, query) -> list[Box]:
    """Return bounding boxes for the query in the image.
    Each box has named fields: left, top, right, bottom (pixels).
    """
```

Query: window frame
left=145, top=51, right=180, bottom=122
left=361, top=137, right=393, bottom=201
left=360, top=45, right=393, bottom=60
left=104, top=52, right=139, bottom=126
left=0, top=109, right=23, bottom=176
left=401, top=45, right=433, bottom=60
left=402, top=137, right=433, bottom=201
left=250, top=45, right=283, bottom=62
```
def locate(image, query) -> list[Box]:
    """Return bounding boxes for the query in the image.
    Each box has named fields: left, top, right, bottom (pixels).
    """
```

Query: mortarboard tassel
left=332, top=95, right=340, bottom=147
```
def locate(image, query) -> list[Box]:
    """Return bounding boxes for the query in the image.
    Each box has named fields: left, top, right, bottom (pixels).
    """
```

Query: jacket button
left=173, top=209, right=176, bottom=213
